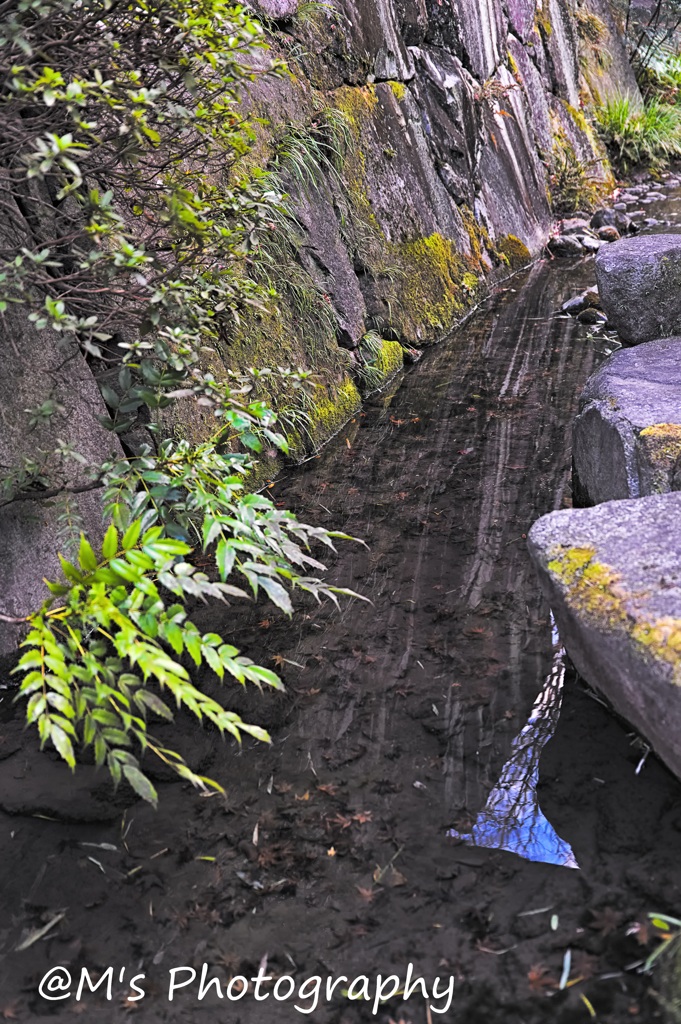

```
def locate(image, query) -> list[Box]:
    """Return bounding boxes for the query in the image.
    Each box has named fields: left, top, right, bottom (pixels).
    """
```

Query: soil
left=1, top=200, right=681, bottom=1024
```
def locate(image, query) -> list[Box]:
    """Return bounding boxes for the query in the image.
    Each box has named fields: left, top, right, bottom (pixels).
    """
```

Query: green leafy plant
left=595, top=93, right=681, bottom=169
left=0, top=0, right=361, bottom=805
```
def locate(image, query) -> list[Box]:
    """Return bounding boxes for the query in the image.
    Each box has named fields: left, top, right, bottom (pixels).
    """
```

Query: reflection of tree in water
left=448, top=624, right=578, bottom=868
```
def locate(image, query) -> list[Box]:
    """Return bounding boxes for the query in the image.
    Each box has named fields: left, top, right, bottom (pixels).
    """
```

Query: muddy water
left=2, top=203, right=681, bottom=1023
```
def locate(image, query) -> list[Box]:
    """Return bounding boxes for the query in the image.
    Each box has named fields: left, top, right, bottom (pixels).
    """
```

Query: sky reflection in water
left=448, top=625, right=578, bottom=869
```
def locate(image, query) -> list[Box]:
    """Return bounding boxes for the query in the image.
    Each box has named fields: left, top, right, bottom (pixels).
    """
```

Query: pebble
left=597, top=225, right=620, bottom=242
left=580, top=235, right=602, bottom=253
left=547, top=235, right=584, bottom=257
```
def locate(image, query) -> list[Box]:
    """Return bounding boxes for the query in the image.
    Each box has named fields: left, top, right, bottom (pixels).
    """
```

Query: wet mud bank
left=1, top=251, right=681, bottom=1022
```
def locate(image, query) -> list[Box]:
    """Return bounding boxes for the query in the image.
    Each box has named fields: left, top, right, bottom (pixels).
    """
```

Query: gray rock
left=573, top=336, right=681, bottom=504
left=547, top=235, right=584, bottom=257
left=595, top=234, right=681, bottom=343
left=528, top=493, right=681, bottom=780
left=614, top=202, right=627, bottom=211
left=253, top=0, right=298, bottom=16
left=590, top=208, right=617, bottom=229
left=562, top=294, right=590, bottom=315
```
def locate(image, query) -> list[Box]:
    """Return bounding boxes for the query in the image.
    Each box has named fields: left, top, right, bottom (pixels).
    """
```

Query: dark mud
left=1, top=217, right=681, bottom=1023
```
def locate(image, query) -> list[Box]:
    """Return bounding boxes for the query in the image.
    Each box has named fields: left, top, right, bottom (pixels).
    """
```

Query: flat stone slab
left=529, top=493, right=681, bottom=780
left=573, top=336, right=681, bottom=504
left=595, top=234, right=681, bottom=343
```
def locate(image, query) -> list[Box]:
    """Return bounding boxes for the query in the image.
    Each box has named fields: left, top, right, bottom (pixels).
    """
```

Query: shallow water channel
left=2, top=191, right=681, bottom=1023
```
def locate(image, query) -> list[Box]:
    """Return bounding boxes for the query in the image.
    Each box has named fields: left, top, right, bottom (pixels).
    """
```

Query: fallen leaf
left=295, top=791, right=311, bottom=802
left=327, top=847, right=336, bottom=857
left=352, top=811, right=373, bottom=824
left=373, top=864, right=407, bottom=888
left=356, top=886, right=374, bottom=903
left=527, top=963, right=558, bottom=993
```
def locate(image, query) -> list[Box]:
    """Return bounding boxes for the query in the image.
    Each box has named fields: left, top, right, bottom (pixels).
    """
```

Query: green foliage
left=595, top=93, right=681, bottom=169
left=14, top=449, right=359, bottom=805
left=0, top=0, right=361, bottom=803
left=548, top=137, right=604, bottom=214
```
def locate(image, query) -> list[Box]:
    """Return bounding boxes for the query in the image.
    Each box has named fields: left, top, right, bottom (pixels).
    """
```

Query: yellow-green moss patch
left=309, top=377, right=362, bottom=446
left=387, top=81, right=406, bottom=102
left=396, top=232, right=479, bottom=335
left=374, top=338, right=404, bottom=377
left=547, top=544, right=681, bottom=678
left=496, top=234, right=532, bottom=269
left=639, top=423, right=681, bottom=465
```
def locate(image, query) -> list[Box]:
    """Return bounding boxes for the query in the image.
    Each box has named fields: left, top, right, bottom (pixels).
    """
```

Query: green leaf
left=243, top=665, right=283, bottom=690
left=258, top=577, right=293, bottom=615
left=215, top=538, right=235, bottom=581
left=58, top=554, right=83, bottom=583
left=50, top=723, right=76, bottom=768
left=102, top=524, right=119, bottom=560
left=123, top=765, right=158, bottom=807
left=121, top=519, right=142, bottom=550
left=78, top=534, right=98, bottom=572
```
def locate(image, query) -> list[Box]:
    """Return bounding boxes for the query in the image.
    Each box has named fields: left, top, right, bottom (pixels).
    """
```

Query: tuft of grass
left=595, top=93, right=681, bottom=169
left=269, top=108, right=352, bottom=192
left=548, top=137, right=604, bottom=214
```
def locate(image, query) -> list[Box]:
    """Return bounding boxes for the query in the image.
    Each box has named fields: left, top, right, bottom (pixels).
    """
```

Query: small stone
left=646, top=191, right=665, bottom=200
left=590, top=208, right=617, bottom=229
left=561, top=217, right=592, bottom=235
left=577, top=308, right=607, bottom=325
left=644, top=217, right=660, bottom=227
left=583, top=288, right=602, bottom=308
left=561, top=294, right=589, bottom=315
left=614, top=202, right=627, bottom=211
left=598, top=226, right=621, bottom=242
left=580, top=235, right=602, bottom=253
left=547, top=235, right=584, bottom=257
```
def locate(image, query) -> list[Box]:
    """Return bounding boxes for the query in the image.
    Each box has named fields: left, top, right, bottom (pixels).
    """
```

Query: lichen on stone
left=546, top=544, right=681, bottom=679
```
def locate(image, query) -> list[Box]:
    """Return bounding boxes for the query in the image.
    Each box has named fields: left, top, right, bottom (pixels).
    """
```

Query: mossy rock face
left=496, top=234, right=532, bottom=270
left=528, top=493, right=681, bottom=782
left=308, top=377, right=362, bottom=446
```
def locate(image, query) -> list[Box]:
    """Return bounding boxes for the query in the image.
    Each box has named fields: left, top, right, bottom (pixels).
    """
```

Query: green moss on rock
left=374, top=338, right=404, bottom=377
left=639, top=421, right=679, bottom=489
left=396, top=232, right=480, bottom=335
left=496, top=234, right=532, bottom=269
left=546, top=544, right=681, bottom=679
left=387, top=81, right=406, bottom=102
left=309, top=377, right=362, bottom=445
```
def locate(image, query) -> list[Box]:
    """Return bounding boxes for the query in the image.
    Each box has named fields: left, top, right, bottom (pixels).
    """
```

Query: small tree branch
left=0, top=478, right=103, bottom=510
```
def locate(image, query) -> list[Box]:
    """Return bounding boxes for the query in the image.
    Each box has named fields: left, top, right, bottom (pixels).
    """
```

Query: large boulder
left=595, top=234, right=681, bottom=343
left=573, top=337, right=681, bottom=505
left=528, top=493, right=681, bottom=780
